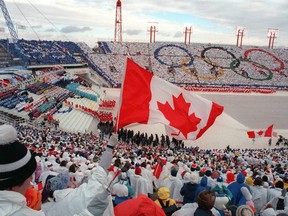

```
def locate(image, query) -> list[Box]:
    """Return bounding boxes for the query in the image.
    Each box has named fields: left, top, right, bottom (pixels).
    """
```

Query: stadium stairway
left=53, top=107, right=97, bottom=133
left=66, top=110, right=85, bottom=133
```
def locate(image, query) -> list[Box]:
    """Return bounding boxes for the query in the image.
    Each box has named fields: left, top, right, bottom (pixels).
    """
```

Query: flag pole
left=115, top=57, right=129, bottom=132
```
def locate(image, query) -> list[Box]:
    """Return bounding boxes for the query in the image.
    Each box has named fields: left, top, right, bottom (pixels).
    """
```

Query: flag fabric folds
left=264, top=124, right=273, bottom=137
left=153, top=158, right=167, bottom=179
left=117, top=58, right=224, bottom=140
left=247, top=131, right=256, bottom=139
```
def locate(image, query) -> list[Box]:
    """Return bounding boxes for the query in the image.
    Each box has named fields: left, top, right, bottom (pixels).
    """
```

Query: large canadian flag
left=116, top=58, right=224, bottom=140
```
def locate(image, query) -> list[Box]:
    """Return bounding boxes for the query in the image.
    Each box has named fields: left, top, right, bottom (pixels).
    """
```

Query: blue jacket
left=227, top=173, right=250, bottom=206
left=180, top=182, right=199, bottom=204
left=194, top=177, right=210, bottom=202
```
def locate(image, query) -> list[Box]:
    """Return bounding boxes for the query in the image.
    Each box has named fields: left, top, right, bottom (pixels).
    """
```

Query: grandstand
left=1, top=2, right=288, bottom=216
left=0, top=37, right=288, bottom=149
left=0, top=0, right=287, bottom=149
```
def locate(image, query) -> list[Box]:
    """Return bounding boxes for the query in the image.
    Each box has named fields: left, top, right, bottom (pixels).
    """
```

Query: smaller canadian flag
left=247, top=124, right=274, bottom=139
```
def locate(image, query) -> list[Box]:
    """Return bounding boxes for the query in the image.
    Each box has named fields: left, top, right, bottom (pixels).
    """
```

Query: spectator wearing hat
left=245, top=176, right=254, bottom=188
left=194, top=176, right=210, bottom=203
left=180, top=172, right=199, bottom=204
left=228, top=173, right=251, bottom=206
left=191, top=163, right=198, bottom=172
left=39, top=161, right=59, bottom=191
left=226, top=172, right=235, bottom=184
left=236, top=205, right=254, bottom=216
left=180, top=171, right=191, bottom=183
left=0, top=124, right=115, bottom=216
left=161, top=166, right=184, bottom=204
left=250, top=177, right=268, bottom=215
left=131, top=164, right=149, bottom=198
left=212, top=176, right=233, bottom=202
left=154, top=187, right=178, bottom=215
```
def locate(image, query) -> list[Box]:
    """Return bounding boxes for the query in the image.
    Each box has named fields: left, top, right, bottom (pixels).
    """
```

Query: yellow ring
left=181, top=57, right=224, bottom=80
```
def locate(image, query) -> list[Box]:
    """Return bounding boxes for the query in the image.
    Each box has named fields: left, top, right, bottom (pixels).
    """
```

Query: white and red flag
left=247, top=124, right=274, bottom=139
left=116, top=58, right=224, bottom=140
left=153, top=158, right=167, bottom=179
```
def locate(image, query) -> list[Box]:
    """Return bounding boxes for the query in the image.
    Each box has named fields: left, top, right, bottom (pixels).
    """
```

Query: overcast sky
left=0, top=0, right=287, bottom=48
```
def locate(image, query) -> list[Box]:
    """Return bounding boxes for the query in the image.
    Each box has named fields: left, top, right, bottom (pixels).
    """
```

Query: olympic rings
left=154, top=44, right=194, bottom=68
left=152, top=44, right=286, bottom=83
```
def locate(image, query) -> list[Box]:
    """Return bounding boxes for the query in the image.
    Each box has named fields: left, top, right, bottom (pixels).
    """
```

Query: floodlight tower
left=0, top=0, right=18, bottom=43
left=184, top=26, right=192, bottom=45
left=236, top=26, right=245, bottom=48
left=114, top=0, right=122, bottom=42
left=147, top=22, right=158, bottom=43
left=267, top=28, right=279, bottom=49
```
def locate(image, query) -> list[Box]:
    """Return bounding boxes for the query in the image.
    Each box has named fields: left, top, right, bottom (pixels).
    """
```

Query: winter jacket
left=180, top=182, right=198, bottom=204
left=250, top=185, right=268, bottom=215
left=162, top=176, right=184, bottom=203
left=227, top=173, right=250, bottom=206
left=41, top=166, right=113, bottom=216
left=267, top=187, right=282, bottom=202
left=194, top=177, right=210, bottom=202
left=0, top=190, right=95, bottom=216
left=0, top=191, right=45, bottom=216
left=131, top=175, right=149, bottom=198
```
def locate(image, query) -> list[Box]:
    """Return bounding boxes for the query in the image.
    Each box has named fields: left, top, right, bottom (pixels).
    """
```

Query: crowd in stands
left=99, top=99, right=116, bottom=109
left=79, top=41, right=288, bottom=90
left=17, top=39, right=83, bottom=65
left=2, top=38, right=288, bottom=91
left=183, top=86, right=278, bottom=94
left=0, top=123, right=287, bottom=215
left=0, top=39, right=83, bottom=66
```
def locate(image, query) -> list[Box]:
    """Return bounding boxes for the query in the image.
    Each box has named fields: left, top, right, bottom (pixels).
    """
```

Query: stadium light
left=235, top=26, right=245, bottom=48
left=147, top=22, right=158, bottom=43
left=114, top=0, right=122, bottom=42
left=184, top=26, right=192, bottom=45
left=267, top=28, right=279, bottom=49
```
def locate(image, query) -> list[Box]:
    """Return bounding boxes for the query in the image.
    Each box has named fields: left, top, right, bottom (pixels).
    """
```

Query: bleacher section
left=75, top=41, right=288, bottom=90
left=0, top=39, right=84, bottom=66
left=1, top=38, right=287, bottom=89
left=1, top=39, right=288, bottom=134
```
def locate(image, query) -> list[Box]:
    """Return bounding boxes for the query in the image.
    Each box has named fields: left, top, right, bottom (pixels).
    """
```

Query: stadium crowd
left=79, top=41, right=288, bottom=89
left=2, top=39, right=288, bottom=89
left=0, top=123, right=287, bottom=216
left=1, top=39, right=288, bottom=216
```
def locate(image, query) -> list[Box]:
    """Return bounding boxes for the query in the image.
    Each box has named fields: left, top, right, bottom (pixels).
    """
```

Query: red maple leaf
left=157, top=93, right=201, bottom=139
